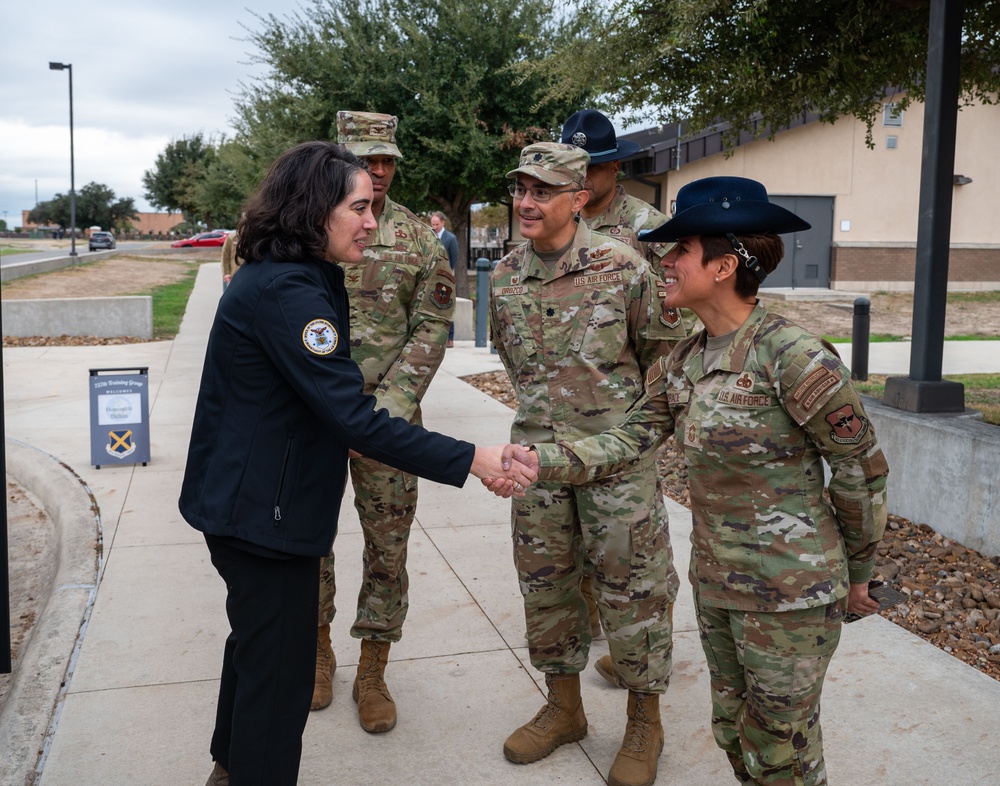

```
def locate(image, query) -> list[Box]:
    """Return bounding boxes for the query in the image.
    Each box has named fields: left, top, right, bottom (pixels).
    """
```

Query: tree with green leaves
left=28, top=182, right=137, bottom=231
left=142, top=134, right=219, bottom=228
left=236, top=0, right=594, bottom=295
left=193, top=139, right=262, bottom=229
left=535, top=0, right=1000, bottom=146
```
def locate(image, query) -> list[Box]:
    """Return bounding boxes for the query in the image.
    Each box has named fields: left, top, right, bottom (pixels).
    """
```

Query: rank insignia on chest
left=302, top=318, right=339, bottom=355
left=826, top=404, right=869, bottom=444
left=683, top=421, right=701, bottom=449
left=431, top=281, right=454, bottom=309
left=660, top=304, right=682, bottom=328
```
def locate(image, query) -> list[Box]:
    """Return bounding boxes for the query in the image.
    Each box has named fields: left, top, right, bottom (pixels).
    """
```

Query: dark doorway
left=763, top=195, right=833, bottom=289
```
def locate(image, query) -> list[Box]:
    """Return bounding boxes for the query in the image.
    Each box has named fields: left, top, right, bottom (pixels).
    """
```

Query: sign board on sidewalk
left=89, top=367, right=150, bottom=468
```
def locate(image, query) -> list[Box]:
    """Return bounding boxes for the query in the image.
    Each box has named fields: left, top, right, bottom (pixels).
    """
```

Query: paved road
left=0, top=241, right=154, bottom=267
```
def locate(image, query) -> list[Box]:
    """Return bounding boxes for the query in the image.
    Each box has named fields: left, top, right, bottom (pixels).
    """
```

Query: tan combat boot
left=594, top=655, right=625, bottom=688
left=352, top=639, right=396, bottom=733
left=204, top=761, right=229, bottom=786
left=608, top=691, right=664, bottom=786
left=311, top=623, right=336, bottom=710
left=503, top=673, right=588, bottom=764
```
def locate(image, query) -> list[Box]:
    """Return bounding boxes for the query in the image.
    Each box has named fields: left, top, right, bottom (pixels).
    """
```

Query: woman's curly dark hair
left=236, top=141, right=368, bottom=264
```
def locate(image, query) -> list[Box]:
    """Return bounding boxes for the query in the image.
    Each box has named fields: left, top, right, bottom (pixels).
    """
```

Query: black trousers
left=205, top=535, right=320, bottom=785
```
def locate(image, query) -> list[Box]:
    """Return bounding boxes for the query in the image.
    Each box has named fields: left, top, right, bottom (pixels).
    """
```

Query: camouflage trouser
left=317, top=455, right=418, bottom=642
left=695, top=594, right=846, bottom=785
left=512, top=457, right=678, bottom=691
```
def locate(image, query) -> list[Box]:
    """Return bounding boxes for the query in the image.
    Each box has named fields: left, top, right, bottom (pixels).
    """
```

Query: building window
left=883, top=103, right=904, bottom=127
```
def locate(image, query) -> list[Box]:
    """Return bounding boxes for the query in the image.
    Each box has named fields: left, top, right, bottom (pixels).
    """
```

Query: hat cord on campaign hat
left=726, top=232, right=767, bottom=284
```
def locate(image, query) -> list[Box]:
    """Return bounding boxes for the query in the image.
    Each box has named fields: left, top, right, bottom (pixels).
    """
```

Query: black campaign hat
left=639, top=176, right=810, bottom=242
left=560, top=110, right=641, bottom=164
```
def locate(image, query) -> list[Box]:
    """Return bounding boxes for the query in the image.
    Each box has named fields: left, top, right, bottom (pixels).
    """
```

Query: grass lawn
left=126, top=266, right=200, bottom=339
left=0, top=246, right=34, bottom=258
left=855, top=373, right=1000, bottom=425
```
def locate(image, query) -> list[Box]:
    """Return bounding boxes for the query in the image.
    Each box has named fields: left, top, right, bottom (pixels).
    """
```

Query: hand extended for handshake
left=470, top=444, right=540, bottom=498
left=473, top=444, right=540, bottom=498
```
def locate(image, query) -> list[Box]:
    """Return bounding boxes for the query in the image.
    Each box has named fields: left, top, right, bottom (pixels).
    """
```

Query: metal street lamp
left=49, top=61, right=77, bottom=257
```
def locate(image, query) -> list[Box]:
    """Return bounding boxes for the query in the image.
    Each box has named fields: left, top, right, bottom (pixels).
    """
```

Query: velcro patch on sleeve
left=302, top=319, right=339, bottom=355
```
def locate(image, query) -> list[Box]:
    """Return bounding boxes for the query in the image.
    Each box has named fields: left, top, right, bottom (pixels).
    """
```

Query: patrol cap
left=336, top=111, right=403, bottom=159
left=639, top=176, right=811, bottom=242
left=561, top=109, right=640, bottom=164
left=506, top=142, right=589, bottom=188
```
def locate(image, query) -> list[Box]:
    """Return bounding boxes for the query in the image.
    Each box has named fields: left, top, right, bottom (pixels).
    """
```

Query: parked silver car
left=89, top=231, right=117, bottom=251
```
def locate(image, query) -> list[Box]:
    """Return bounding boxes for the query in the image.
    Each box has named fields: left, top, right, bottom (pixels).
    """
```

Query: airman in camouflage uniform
left=490, top=141, right=685, bottom=786
left=561, top=110, right=694, bottom=640
left=312, top=111, right=456, bottom=734
left=560, top=110, right=673, bottom=266
left=522, top=177, right=889, bottom=785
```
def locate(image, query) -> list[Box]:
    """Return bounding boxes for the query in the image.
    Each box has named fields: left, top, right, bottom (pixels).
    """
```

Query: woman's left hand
left=847, top=581, right=880, bottom=618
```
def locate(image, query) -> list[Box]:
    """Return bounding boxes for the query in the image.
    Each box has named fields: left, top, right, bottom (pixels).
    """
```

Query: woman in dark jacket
left=181, top=141, right=533, bottom=786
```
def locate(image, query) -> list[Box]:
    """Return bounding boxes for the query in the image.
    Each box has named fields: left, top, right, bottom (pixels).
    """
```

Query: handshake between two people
left=473, top=444, right=540, bottom=498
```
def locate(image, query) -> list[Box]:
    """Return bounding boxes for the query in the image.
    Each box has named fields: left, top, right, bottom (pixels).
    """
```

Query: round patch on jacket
left=302, top=319, right=338, bottom=355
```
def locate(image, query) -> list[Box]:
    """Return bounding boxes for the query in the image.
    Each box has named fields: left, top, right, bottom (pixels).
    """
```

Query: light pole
left=49, top=61, right=77, bottom=257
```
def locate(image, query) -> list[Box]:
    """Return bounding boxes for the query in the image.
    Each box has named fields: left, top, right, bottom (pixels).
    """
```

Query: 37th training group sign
left=89, top=367, right=151, bottom=468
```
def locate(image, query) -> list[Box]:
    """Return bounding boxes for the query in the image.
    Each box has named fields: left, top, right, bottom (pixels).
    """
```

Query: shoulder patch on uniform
left=431, top=280, right=454, bottom=309
left=791, top=366, right=840, bottom=412
left=303, top=319, right=338, bottom=355
left=660, top=303, right=682, bottom=329
left=645, top=359, right=665, bottom=387
left=826, top=404, right=869, bottom=444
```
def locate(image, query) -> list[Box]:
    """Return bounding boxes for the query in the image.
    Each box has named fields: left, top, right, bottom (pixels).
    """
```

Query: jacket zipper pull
left=274, top=506, right=282, bottom=522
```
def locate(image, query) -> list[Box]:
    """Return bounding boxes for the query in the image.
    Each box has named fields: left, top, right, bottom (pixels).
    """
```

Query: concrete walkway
left=3, top=263, right=1000, bottom=785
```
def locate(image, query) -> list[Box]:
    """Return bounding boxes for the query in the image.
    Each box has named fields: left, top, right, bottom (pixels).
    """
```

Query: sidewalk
left=3, top=263, right=1000, bottom=785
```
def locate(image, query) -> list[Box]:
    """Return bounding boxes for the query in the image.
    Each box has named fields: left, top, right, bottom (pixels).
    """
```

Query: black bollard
left=475, top=257, right=491, bottom=348
left=852, top=296, right=871, bottom=382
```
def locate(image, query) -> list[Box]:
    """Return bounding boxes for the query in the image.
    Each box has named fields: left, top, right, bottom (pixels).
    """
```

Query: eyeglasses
left=507, top=183, right=582, bottom=203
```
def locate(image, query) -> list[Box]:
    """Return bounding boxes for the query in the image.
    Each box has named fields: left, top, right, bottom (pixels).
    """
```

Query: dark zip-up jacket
left=179, top=254, right=475, bottom=557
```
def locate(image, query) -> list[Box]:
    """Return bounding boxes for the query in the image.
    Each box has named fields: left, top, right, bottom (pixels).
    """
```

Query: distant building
left=574, top=96, right=999, bottom=292
left=19, top=210, right=184, bottom=235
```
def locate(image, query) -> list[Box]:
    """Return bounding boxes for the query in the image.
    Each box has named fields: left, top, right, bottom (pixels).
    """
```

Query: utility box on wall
left=89, top=367, right=151, bottom=468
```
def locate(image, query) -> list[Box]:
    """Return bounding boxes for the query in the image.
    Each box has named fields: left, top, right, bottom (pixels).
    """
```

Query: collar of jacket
left=682, top=300, right=768, bottom=383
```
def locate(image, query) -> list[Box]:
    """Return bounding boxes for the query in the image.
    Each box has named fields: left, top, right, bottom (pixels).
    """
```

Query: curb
left=0, top=439, right=103, bottom=785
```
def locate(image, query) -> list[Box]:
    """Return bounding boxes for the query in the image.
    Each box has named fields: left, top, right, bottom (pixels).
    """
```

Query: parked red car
left=171, top=230, right=229, bottom=248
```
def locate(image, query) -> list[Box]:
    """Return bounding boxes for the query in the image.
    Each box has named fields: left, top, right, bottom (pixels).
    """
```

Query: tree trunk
left=447, top=207, right=471, bottom=300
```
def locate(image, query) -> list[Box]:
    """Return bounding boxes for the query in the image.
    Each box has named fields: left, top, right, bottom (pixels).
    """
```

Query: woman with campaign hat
left=501, top=176, right=890, bottom=785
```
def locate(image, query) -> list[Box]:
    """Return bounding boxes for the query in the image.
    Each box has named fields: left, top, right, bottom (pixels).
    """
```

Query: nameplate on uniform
left=717, top=389, right=770, bottom=408
left=495, top=285, right=525, bottom=296
left=574, top=270, right=622, bottom=287
left=666, top=390, right=690, bottom=405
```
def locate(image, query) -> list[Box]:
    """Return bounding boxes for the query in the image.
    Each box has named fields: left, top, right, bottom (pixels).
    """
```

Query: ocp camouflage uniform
left=318, top=196, right=456, bottom=642
left=587, top=185, right=700, bottom=337
left=532, top=302, right=889, bottom=784
left=585, top=184, right=670, bottom=265
left=489, top=218, right=685, bottom=691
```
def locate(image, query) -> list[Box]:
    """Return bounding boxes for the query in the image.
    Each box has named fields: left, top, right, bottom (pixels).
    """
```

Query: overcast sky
left=1, top=0, right=308, bottom=221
